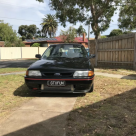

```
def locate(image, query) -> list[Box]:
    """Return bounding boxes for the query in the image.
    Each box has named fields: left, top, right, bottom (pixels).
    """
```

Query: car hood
left=28, top=57, right=91, bottom=71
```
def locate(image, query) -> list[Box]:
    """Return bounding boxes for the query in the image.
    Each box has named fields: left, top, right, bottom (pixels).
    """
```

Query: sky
left=0, top=0, right=119, bottom=38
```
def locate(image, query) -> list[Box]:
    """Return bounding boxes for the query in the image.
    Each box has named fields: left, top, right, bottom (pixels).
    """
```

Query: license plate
left=47, top=81, right=66, bottom=86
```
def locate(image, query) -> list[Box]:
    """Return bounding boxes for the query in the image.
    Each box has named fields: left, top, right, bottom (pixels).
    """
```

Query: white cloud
left=0, top=0, right=119, bottom=38
left=101, top=9, right=119, bottom=36
left=0, top=0, right=49, bottom=34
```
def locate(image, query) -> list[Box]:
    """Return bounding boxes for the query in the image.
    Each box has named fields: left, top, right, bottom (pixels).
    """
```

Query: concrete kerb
left=0, top=70, right=136, bottom=80
left=0, top=71, right=26, bottom=76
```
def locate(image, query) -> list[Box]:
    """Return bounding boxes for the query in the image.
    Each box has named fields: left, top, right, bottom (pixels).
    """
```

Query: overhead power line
left=0, top=16, right=119, bottom=27
left=0, top=16, right=41, bottom=22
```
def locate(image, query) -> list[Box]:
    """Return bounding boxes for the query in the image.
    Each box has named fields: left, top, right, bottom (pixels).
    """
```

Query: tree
left=60, top=26, right=77, bottom=43
left=0, top=21, right=17, bottom=46
left=27, top=25, right=37, bottom=36
left=14, top=39, right=25, bottom=47
left=118, top=0, right=136, bottom=31
left=31, top=43, right=40, bottom=47
left=36, top=0, right=44, bottom=2
left=36, top=28, right=42, bottom=37
left=18, top=25, right=28, bottom=40
left=108, top=29, right=123, bottom=37
left=18, top=25, right=37, bottom=40
left=76, top=25, right=87, bottom=37
left=49, top=0, right=119, bottom=39
left=41, top=14, right=58, bottom=38
left=123, top=31, right=133, bottom=34
left=101, top=35, right=107, bottom=39
left=26, top=33, right=33, bottom=39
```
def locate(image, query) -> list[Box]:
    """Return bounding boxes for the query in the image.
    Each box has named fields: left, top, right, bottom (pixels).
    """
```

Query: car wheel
left=88, top=84, right=94, bottom=93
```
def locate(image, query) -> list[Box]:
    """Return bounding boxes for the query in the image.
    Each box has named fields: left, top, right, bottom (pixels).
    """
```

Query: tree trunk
left=95, top=35, right=98, bottom=39
left=95, top=33, right=100, bottom=39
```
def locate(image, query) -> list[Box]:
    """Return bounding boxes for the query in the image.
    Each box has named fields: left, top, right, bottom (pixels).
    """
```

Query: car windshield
left=42, top=44, right=88, bottom=59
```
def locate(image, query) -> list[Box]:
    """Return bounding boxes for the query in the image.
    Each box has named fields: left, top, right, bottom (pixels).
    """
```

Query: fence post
left=38, top=47, right=39, bottom=54
left=21, top=47, right=22, bottom=59
left=134, top=33, right=136, bottom=70
left=95, top=39, right=98, bottom=67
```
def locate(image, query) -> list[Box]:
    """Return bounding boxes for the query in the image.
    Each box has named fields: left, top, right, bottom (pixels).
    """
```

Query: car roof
left=50, top=43, right=83, bottom=47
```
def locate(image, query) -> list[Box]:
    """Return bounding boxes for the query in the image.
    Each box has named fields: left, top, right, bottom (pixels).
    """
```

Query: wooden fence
left=88, top=33, right=136, bottom=69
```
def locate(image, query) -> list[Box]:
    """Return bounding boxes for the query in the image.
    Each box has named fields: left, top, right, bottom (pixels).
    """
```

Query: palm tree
left=76, top=25, right=87, bottom=37
left=41, top=14, right=58, bottom=38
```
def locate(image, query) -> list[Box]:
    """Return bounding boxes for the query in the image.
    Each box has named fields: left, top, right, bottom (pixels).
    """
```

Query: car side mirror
left=89, top=54, right=96, bottom=59
left=35, top=54, right=41, bottom=59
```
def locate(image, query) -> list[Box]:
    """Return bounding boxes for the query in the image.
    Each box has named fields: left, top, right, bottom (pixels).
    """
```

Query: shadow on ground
left=13, top=84, right=85, bottom=98
left=121, top=74, right=136, bottom=80
left=3, top=85, right=135, bottom=136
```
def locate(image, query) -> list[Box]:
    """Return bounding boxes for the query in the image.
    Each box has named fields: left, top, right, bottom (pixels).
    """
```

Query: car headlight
left=26, top=70, right=42, bottom=76
left=73, top=71, right=94, bottom=78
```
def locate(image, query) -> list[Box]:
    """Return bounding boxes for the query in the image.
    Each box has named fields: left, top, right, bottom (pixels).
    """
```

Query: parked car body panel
left=25, top=44, right=95, bottom=93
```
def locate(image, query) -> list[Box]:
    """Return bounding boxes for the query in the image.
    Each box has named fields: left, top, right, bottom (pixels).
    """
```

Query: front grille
left=60, top=73, right=73, bottom=76
left=43, top=73, right=54, bottom=76
left=42, top=73, right=73, bottom=77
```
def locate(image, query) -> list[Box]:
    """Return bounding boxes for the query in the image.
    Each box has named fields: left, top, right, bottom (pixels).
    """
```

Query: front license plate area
left=47, top=81, right=66, bottom=87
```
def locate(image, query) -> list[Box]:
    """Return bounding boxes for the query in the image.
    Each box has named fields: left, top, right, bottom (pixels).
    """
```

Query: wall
left=88, top=33, right=136, bottom=69
left=81, top=43, right=88, bottom=48
left=0, top=47, right=21, bottom=59
left=0, top=41, right=5, bottom=47
left=24, top=43, right=31, bottom=47
left=39, top=47, right=48, bottom=55
left=22, top=47, right=38, bottom=59
left=0, top=47, right=47, bottom=60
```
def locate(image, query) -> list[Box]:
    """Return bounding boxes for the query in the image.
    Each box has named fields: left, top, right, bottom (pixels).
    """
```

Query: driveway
left=0, top=60, right=36, bottom=68
left=0, top=94, right=77, bottom=136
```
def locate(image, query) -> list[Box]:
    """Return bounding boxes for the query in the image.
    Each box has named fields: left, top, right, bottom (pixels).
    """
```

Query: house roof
left=25, top=38, right=57, bottom=43
left=54, top=36, right=88, bottom=43
left=24, top=36, right=88, bottom=44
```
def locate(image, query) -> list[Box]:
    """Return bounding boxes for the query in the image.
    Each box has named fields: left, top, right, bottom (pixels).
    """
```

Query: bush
left=123, top=31, right=132, bottom=34
left=31, top=43, right=40, bottom=47
left=108, top=29, right=123, bottom=37
left=15, top=39, right=25, bottom=47
left=101, top=35, right=107, bottom=39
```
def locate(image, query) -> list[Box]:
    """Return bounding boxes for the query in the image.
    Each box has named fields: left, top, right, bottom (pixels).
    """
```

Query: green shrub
left=101, top=35, right=107, bottom=39
left=108, top=29, right=123, bottom=37
left=15, top=39, right=25, bottom=47
left=31, top=43, right=40, bottom=47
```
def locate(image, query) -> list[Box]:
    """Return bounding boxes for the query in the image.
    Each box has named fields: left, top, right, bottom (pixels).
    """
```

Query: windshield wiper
left=71, top=57, right=84, bottom=59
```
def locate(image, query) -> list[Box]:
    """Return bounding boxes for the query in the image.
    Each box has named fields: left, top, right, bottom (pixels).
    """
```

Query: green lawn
left=66, top=76, right=136, bottom=136
left=0, top=68, right=27, bottom=74
left=95, top=68, right=136, bottom=76
left=0, top=74, right=34, bottom=123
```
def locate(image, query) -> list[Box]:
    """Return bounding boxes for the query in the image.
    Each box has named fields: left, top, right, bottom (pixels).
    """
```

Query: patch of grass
left=0, top=74, right=34, bottom=123
left=95, top=68, right=136, bottom=76
left=0, top=68, right=27, bottom=74
left=66, top=76, right=136, bottom=136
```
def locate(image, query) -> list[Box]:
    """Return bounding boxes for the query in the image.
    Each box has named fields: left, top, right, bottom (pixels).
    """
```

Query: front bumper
left=25, top=76, right=94, bottom=93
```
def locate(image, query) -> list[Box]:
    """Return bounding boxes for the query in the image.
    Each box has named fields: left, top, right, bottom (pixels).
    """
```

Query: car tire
left=88, top=84, right=94, bottom=93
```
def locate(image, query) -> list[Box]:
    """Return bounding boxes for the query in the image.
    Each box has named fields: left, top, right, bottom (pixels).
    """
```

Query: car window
left=42, top=46, right=54, bottom=59
left=42, top=44, right=88, bottom=59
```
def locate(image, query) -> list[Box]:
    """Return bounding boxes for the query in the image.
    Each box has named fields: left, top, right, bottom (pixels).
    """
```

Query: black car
left=25, top=44, right=95, bottom=93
